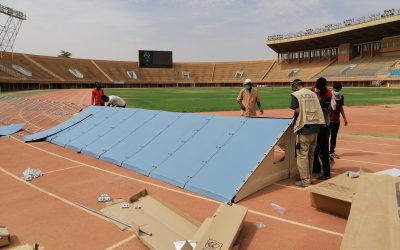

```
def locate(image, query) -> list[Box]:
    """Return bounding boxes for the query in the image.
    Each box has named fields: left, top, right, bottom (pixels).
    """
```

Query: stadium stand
left=212, top=60, right=274, bottom=83
left=26, top=54, right=108, bottom=82
left=0, top=52, right=55, bottom=81
left=265, top=60, right=334, bottom=81
left=137, top=67, right=177, bottom=83
left=173, top=62, right=214, bottom=83
left=93, top=60, right=140, bottom=83
left=0, top=63, right=23, bottom=80
left=1, top=9, right=400, bottom=91
left=316, top=54, right=400, bottom=78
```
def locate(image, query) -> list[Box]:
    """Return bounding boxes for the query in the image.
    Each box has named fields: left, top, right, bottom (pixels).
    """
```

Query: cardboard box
left=0, top=226, right=10, bottom=247
left=340, top=174, right=400, bottom=250
left=101, top=189, right=247, bottom=250
left=193, top=203, right=247, bottom=250
left=306, top=172, right=362, bottom=218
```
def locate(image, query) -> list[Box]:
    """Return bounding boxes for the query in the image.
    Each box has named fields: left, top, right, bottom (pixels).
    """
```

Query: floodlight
left=0, top=4, right=27, bottom=57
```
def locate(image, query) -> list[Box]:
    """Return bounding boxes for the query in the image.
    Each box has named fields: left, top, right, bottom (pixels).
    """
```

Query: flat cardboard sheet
left=306, top=171, right=362, bottom=218
left=101, top=189, right=247, bottom=250
left=101, top=190, right=200, bottom=250
left=340, top=174, right=400, bottom=250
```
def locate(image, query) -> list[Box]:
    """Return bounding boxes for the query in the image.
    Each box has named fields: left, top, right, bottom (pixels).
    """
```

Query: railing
left=267, top=8, right=400, bottom=41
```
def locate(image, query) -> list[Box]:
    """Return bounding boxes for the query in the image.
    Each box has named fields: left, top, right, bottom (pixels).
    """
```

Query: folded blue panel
left=45, top=106, right=106, bottom=142
left=100, top=111, right=182, bottom=165
left=24, top=106, right=103, bottom=142
left=122, top=113, right=213, bottom=175
left=65, top=108, right=136, bottom=152
left=24, top=106, right=293, bottom=203
left=81, top=109, right=161, bottom=158
left=185, top=118, right=292, bottom=202
left=149, top=116, right=247, bottom=187
left=49, top=107, right=118, bottom=147
left=0, top=123, right=24, bottom=136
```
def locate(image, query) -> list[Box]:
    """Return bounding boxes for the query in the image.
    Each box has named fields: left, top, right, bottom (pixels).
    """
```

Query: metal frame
left=0, top=4, right=26, bottom=58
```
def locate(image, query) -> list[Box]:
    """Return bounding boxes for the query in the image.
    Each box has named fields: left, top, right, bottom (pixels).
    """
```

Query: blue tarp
left=24, top=106, right=104, bottom=142
left=25, top=106, right=292, bottom=202
left=0, top=123, right=24, bottom=137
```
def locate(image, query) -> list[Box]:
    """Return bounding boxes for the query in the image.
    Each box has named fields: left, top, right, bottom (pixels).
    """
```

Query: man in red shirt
left=312, top=77, right=332, bottom=180
left=329, top=82, right=348, bottom=159
left=92, top=82, right=105, bottom=106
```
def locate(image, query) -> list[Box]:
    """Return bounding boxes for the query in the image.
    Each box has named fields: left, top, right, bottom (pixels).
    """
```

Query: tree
left=58, top=50, right=72, bottom=58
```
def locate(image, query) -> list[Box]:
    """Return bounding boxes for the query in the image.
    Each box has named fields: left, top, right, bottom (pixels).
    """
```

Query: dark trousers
left=313, top=126, right=331, bottom=176
left=329, top=122, right=340, bottom=154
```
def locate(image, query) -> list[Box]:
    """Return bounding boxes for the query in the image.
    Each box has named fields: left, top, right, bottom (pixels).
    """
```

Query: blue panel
left=24, top=106, right=102, bottom=142
left=100, top=111, right=182, bottom=165
left=0, top=123, right=24, bottom=136
left=64, top=108, right=136, bottom=152
left=25, top=106, right=293, bottom=202
left=185, top=118, right=292, bottom=202
left=49, top=107, right=118, bottom=147
left=45, top=106, right=105, bottom=143
left=121, top=113, right=213, bottom=175
left=80, top=109, right=161, bottom=158
left=149, top=116, right=247, bottom=187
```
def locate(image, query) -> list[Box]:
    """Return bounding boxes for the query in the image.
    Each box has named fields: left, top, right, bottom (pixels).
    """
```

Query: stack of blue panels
left=25, top=106, right=292, bottom=202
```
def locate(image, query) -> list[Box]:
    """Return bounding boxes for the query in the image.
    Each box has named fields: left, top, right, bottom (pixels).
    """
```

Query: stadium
left=0, top=2, right=399, bottom=250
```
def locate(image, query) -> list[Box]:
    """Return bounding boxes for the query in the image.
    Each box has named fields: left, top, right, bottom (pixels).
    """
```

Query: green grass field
left=3, top=87, right=400, bottom=112
left=104, top=87, right=400, bottom=112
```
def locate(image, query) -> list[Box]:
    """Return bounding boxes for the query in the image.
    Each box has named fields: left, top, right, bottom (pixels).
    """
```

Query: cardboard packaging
left=0, top=226, right=10, bottom=247
left=340, top=174, right=400, bottom=250
left=192, top=203, right=247, bottom=250
left=101, top=189, right=247, bottom=250
left=306, top=171, right=362, bottom=218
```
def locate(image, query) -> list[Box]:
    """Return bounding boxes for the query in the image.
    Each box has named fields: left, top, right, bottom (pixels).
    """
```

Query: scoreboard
left=138, top=50, right=173, bottom=68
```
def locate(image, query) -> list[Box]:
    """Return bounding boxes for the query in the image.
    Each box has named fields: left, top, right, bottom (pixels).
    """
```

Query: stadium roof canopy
left=267, top=15, right=400, bottom=53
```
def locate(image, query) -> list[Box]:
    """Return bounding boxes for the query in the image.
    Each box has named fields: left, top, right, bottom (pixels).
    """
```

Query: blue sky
left=1, top=0, right=399, bottom=61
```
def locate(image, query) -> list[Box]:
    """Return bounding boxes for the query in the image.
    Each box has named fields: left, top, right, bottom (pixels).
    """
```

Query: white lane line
left=337, top=139, right=400, bottom=147
left=11, top=137, right=344, bottom=237
left=273, top=183, right=303, bottom=190
left=104, top=235, right=137, bottom=250
left=336, top=147, right=400, bottom=156
left=347, top=123, right=400, bottom=127
left=0, top=166, right=132, bottom=231
left=43, top=164, right=84, bottom=175
left=249, top=210, right=343, bottom=237
left=337, top=158, right=399, bottom=168
left=19, top=165, right=84, bottom=179
left=12, top=136, right=217, bottom=203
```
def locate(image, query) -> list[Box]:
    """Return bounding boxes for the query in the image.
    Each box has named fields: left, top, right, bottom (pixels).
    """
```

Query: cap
left=291, top=79, right=303, bottom=87
left=243, top=78, right=252, bottom=85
